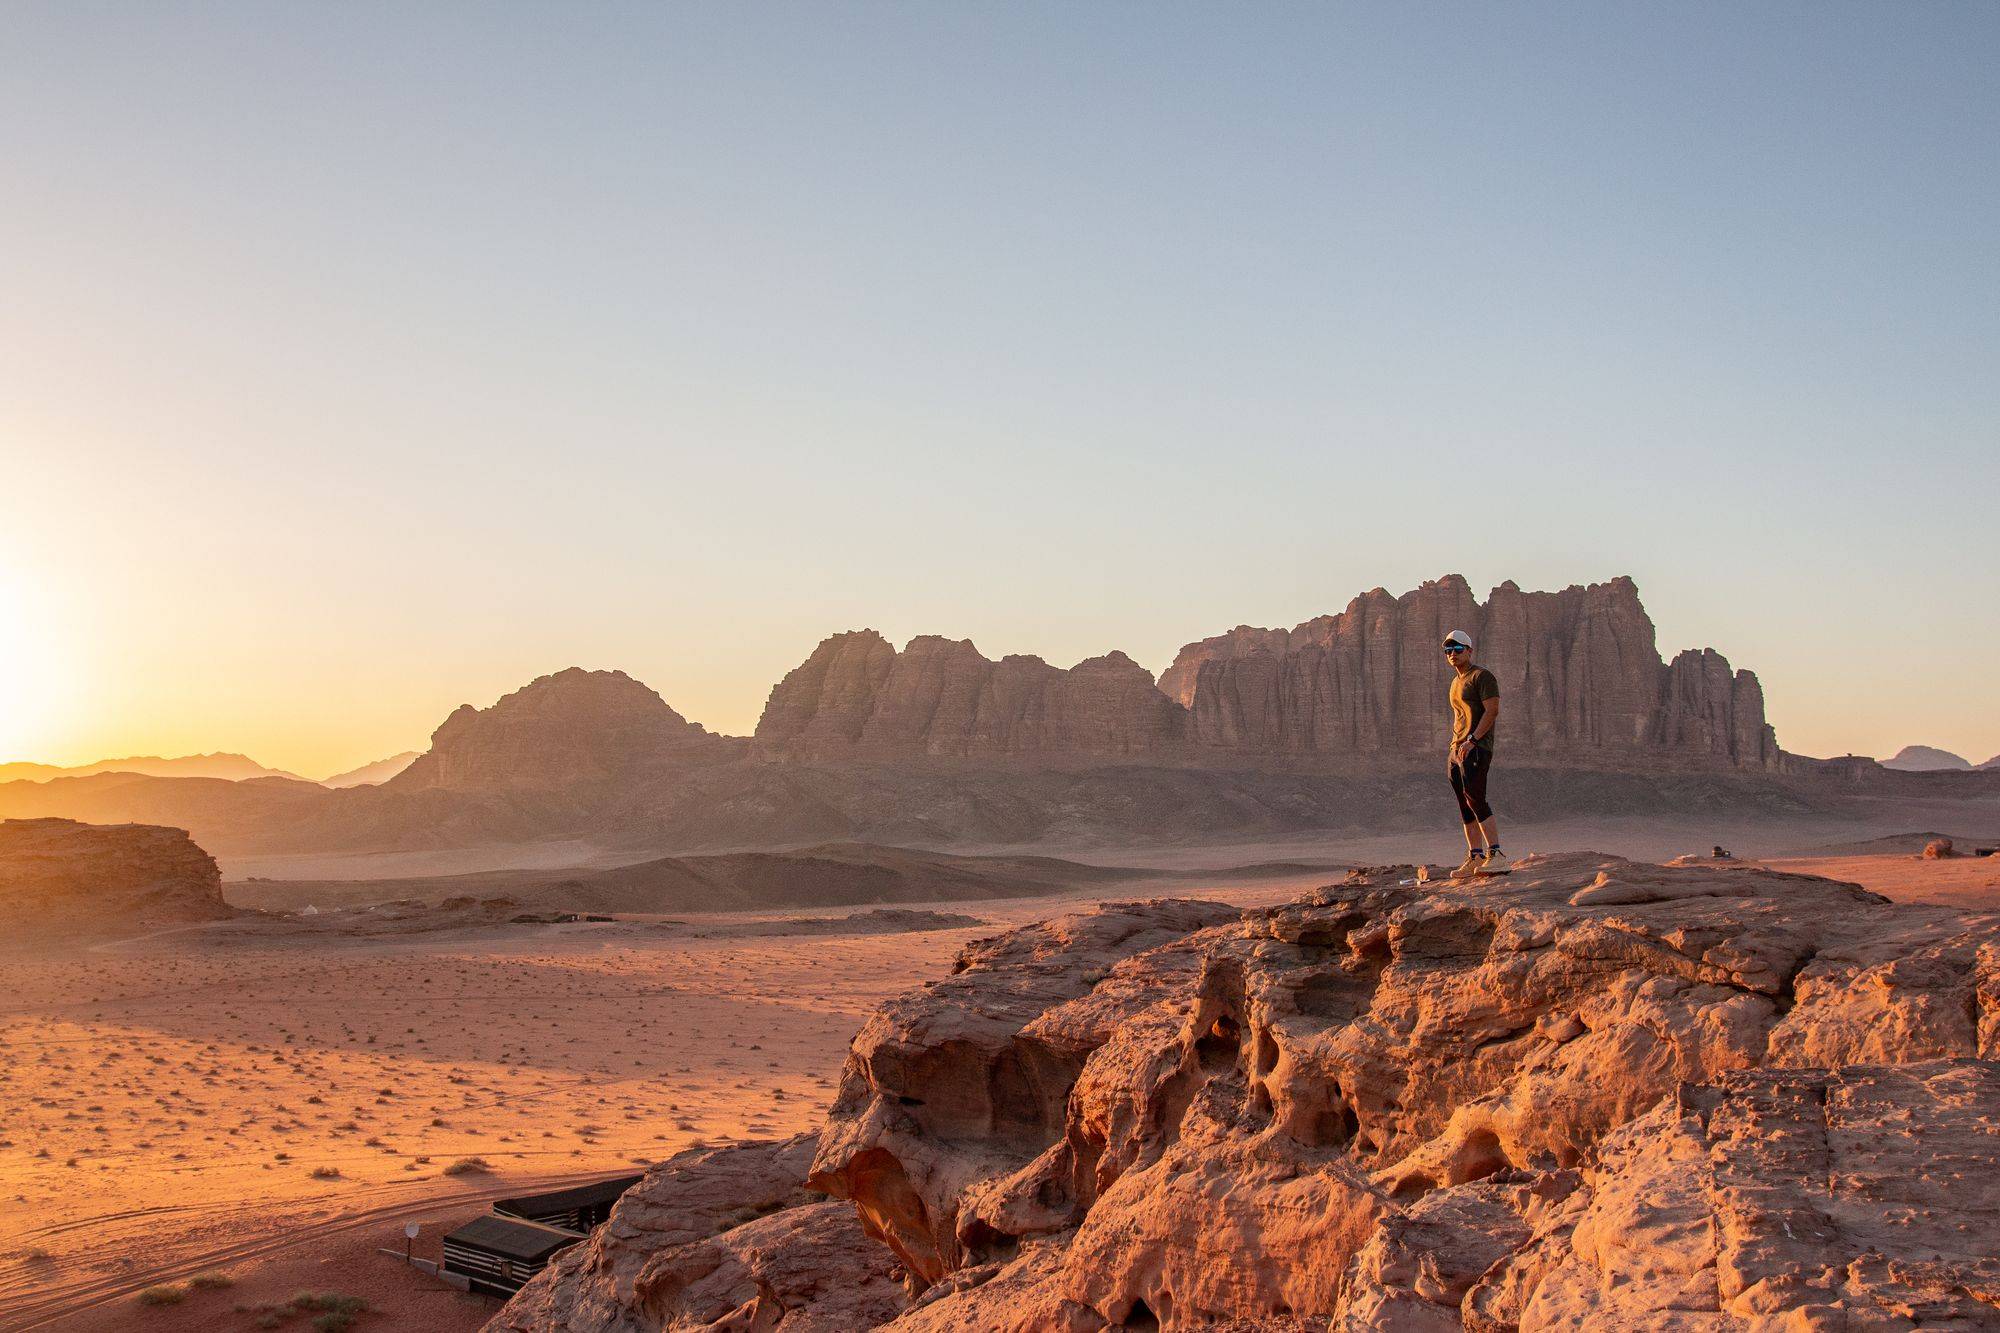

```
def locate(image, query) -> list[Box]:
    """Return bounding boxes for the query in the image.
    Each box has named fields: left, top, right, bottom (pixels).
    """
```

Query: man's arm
left=1469, top=696, right=1500, bottom=743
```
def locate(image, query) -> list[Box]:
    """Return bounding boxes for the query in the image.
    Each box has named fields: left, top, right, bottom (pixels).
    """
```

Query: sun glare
left=0, top=567, right=71, bottom=760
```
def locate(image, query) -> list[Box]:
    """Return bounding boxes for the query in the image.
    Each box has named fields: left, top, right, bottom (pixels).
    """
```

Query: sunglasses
left=1442, top=644, right=1468, bottom=653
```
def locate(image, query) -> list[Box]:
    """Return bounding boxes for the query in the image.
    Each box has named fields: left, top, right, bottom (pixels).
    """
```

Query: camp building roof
left=444, top=1215, right=583, bottom=1262
left=494, top=1174, right=643, bottom=1218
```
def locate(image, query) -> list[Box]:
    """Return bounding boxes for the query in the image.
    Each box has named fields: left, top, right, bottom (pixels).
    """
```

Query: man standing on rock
left=1443, top=629, right=1502, bottom=876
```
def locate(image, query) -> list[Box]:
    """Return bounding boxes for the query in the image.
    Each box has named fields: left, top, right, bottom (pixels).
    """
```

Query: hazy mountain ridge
left=0, top=752, right=308, bottom=784
left=319, top=751, right=420, bottom=787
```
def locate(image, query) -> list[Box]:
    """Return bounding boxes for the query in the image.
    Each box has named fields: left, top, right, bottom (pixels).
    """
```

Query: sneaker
left=1481, top=846, right=1505, bottom=868
left=1452, top=853, right=1483, bottom=879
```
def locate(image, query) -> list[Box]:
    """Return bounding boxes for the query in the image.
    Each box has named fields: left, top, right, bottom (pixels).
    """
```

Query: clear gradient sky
left=3, top=3, right=1996, bottom=777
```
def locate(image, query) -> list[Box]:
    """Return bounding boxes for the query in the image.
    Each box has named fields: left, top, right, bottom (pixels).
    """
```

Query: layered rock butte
left=755, top=576, right=1780, bottom=769
left=0, top=817, right=229, bottom=939
left=498, top=852, right=2000, bottom=1331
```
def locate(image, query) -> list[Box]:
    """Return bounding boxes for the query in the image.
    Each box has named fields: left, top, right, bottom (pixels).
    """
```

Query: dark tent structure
left=441, top=1215, right=584, bottom=1297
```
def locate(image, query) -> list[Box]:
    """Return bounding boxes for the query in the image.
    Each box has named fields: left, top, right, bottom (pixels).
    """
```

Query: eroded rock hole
left=1447, top=1129, right=1511, bottom=1185
left=1196, top=1015, right=1240, bottom=1073
left=1389, top=1172, right=1435, bottom=1201
left=1303, top=1101, right=1358, bottom=1149
left=1121, top=1296, right=1162, bottom=1330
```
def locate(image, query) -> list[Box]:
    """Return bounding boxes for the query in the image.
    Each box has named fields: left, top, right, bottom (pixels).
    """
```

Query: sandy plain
left=3, top=826, right=1995, bottom=1333
left=0, top=866, right=1337, bottom=1332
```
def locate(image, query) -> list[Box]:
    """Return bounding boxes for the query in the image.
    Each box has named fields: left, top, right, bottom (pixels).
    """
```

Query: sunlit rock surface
left=497, top=852, right=2000, bottom=1330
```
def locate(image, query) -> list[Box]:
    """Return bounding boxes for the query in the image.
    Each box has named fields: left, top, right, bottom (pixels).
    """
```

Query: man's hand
left=1451, top=740, right=1470, bottom=765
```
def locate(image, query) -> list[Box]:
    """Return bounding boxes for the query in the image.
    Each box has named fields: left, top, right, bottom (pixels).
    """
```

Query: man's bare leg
left=1479, top=817, right=1501, bottom=859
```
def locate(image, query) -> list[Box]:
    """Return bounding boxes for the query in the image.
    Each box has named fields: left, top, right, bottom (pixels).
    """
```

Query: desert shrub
left=309, top=1166, right=341, bottom=1179
left=441, top=1157, right=489, bottom=1175
left=190, top=1272, right=233, bottom=1289
left=137, top=1283, right=188, bottom=1305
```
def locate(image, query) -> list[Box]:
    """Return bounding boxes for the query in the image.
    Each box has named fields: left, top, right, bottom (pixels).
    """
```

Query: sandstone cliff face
left=757, top=578, right=1781, bottom=769
left=753, top=633, right=1186, bottom=759
left=0, top=817, right=227, bottom=939
left=391, top=668, right=738, bottom=793
left=1163, top=576, right=1780, bottom=767
left=498, top=853, right=2000, bottom=1331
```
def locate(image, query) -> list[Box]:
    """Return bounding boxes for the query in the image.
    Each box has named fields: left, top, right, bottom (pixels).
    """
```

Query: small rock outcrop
left=491, top=1136, right=905, bottom=1333
left=391, top=668, right=738, bottom=793
left=0, top=818, right=227, bottom=940
left=499, top=851, right=2000, bottom=1330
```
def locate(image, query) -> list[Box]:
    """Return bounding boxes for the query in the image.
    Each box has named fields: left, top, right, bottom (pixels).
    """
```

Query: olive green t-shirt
left=1449, top=666, right=1500, bottom=751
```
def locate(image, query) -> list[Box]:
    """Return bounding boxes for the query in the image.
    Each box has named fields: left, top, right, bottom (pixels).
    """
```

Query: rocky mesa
left=498, top=851, right=2000, bottom=1330
left=0, top=817, right=230, bottom=941
left=757, top=576, right=1780, bottom=769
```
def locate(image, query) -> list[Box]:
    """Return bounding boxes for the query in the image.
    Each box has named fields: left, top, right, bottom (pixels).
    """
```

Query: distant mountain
left=320, top=752, right=420, bottom=788
left=389, top=667, right=741, bottom=793
left=1980, top=754, right=2000, bottom=771
left=0, top=752, right=306, bottom=784
left=1882, top=745, right=1973, bottom=772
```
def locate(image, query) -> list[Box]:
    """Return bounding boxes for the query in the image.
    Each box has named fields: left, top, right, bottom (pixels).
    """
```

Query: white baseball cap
left=1443, top=630, right=1474, bottom=650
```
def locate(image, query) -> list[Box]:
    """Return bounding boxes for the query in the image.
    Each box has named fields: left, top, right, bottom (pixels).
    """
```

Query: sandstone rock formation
left=755, top=578, right=1780, bottom=769
left=754, top=632, right=1186, bottom=759
left=491, top=1135, right=905, bottom=1333
left=392, top=668, right=739, bottom=793
left=797, top=853, right=2000, bottom=1329
left=496, top=852, right=2000, bottom=1329
left=1165, top=576, right=1781, bottom=768
left=0, top=817, right=228, bottom=940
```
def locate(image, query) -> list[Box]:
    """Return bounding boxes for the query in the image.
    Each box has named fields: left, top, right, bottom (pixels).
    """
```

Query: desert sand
left=0, top=868, right=1329, bottom=1331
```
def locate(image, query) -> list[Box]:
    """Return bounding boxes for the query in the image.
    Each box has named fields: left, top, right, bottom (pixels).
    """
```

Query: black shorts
left=1449, top=746, right=1493, bottom=824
